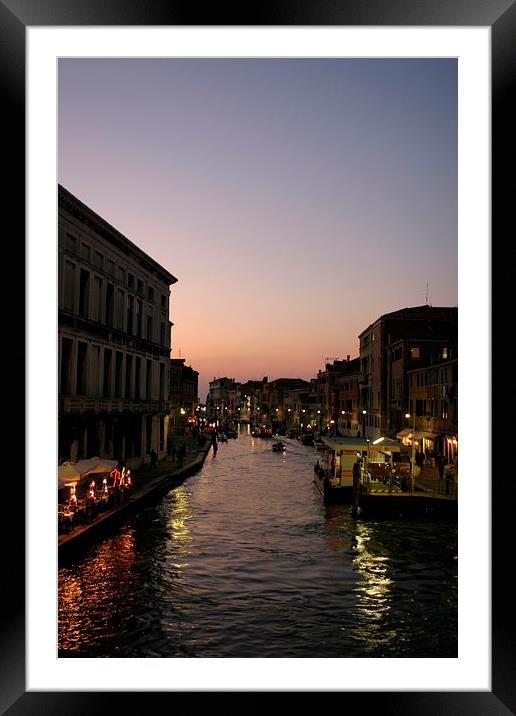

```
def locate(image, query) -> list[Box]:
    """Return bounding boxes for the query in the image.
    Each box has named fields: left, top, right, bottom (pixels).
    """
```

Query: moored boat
left=253, top=425, right=273, bottom=438
left=314, top=436, right=409, bottom=503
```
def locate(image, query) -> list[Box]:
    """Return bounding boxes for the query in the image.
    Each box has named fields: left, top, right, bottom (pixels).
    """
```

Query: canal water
left=58, top=433, right=457, bottom=658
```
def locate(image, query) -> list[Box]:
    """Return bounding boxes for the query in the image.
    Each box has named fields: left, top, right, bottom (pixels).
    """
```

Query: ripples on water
left=58, top=433, right=457, bottom=658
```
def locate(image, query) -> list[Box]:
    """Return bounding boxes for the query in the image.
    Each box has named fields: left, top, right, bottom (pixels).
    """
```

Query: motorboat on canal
left=272, top=441, right=286, bottom=452
left=253, top=425, right=273, bottom=438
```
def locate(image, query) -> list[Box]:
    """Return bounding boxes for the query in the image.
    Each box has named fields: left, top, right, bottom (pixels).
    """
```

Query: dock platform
left=314, top=460, right=457, bottom=519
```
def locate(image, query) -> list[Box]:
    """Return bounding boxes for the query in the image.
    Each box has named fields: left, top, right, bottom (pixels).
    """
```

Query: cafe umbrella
left=57, top=461, right=83, bottom=489
left=57, top=457, right=119, bottom=489
left=82, top=457, right=119, bottom=477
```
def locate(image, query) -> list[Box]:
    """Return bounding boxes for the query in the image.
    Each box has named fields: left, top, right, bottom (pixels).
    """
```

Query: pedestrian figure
left=437, top=455, right=445, bottom=483
left=151, top=448, right=157, bottom=468
left=210, top=429, right=218, bottom=454
left=445, top=468, right=452, bottom=495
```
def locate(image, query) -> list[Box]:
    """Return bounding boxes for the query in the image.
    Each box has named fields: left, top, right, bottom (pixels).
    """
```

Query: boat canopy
left=321, top=437, right=370, bottom=453
left=371, top=437, right=404, bottom=448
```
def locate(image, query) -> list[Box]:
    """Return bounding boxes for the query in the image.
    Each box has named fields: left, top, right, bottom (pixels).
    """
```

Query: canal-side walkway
left=58, top=436, right=214, bottom=560
left=358, top=461, right=457, bottom=517
left=414, top=461, right=458, bottom=499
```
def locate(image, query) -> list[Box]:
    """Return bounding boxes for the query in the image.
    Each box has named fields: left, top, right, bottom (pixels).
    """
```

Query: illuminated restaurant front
left=396, top=429, right=458, bottom=466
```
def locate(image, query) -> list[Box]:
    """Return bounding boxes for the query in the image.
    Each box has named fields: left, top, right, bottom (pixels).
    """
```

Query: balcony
left=60, top=396, right=169, bottom=415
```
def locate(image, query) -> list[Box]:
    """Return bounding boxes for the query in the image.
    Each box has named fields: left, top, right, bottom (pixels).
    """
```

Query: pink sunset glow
left=58, top=58, right=457, bottom=400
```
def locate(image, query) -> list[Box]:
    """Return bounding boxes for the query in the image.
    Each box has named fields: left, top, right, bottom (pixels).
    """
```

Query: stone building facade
left=358, top=305, right=458, bottom=440
left=402, top=358, right=459, bottom=464
left=169, top=358, right=199, bottom=434
left=337, top=358, right=361, bottom=437
left=58, top=185, right=177, bottom=467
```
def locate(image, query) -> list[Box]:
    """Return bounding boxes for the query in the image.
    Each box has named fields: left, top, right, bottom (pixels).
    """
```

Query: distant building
left=337, top=358, right=361, bottom=437
left=207, top=376, right=238, bottom=424
left=238, top=379, right=265, bottom=423
left=315, top=359, right=351, bottom=430
left=58, top=185, right=177, bottom=467
left=261, top=378, right=311, bottom=430
left=358, top=305, right=458, bottom=440
left=169, top=358, right=199, bottom=435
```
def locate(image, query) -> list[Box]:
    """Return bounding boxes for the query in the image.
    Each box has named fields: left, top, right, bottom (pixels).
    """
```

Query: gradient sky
left=58, top=58, right=457, bottom=401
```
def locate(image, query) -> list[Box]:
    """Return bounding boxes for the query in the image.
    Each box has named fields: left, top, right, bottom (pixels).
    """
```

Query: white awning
left=396, top=428, right=412, bottom=438
left=396, top=429, right=437, bottom=440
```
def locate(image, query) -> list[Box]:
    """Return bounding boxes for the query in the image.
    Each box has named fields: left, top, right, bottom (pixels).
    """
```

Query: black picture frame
left=2, top=0, right=510, bottom=712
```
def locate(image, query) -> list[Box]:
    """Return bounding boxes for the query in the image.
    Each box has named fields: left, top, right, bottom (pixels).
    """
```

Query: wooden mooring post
left=352, top=461, right=361, bottom=515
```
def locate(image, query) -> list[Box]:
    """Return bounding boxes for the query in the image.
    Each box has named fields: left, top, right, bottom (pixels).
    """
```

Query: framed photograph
left=3, top=0, right=510, bottom=711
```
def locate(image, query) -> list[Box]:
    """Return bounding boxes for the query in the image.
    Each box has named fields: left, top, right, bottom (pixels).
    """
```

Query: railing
left=360, top=461, right=410, bottom=494
left=61, top=397, right=169, bottom=414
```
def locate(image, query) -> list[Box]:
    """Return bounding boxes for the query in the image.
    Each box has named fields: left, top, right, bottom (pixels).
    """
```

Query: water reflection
left=58, top=434, right=457, bottom=658
left=166, top=487, right=193, bottom=568
left=351, top=522, right=396, bottom=652
left=58, top=529, right=137, bottom=654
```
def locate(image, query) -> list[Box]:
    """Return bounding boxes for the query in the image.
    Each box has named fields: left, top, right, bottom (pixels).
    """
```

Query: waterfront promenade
left=414, top=461, right=458, bottom=499
left=58, top=434, right=213, bottom=559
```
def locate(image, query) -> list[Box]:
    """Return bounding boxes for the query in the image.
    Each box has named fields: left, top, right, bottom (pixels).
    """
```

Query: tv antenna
left=425, top=283, right=432, bottom=307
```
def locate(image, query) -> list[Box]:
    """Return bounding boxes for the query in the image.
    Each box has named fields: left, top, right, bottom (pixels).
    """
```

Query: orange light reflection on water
left=58, top=528, right=136, bottom=653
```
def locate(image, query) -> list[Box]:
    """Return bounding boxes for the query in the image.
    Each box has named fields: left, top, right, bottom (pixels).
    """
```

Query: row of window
left=360, top=331, right=376, bottom=349
left=65, top=232, right=168, bottom=308
left=337, top=419, right=358, bottom=431
left=360, top=414, right=381, bottom=429
left=60, top=337, right=167, bottom=402
left=409, top=399, right=456, bottom=420
left=340, top=379, right=358, bottom=391
left=410, top=367, right=454, bottom=388
left=61, top=414, right=167, bottom=460
left=359, top=389, right=382, bottom=412
left=62, top=260, right=169, bottom=346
